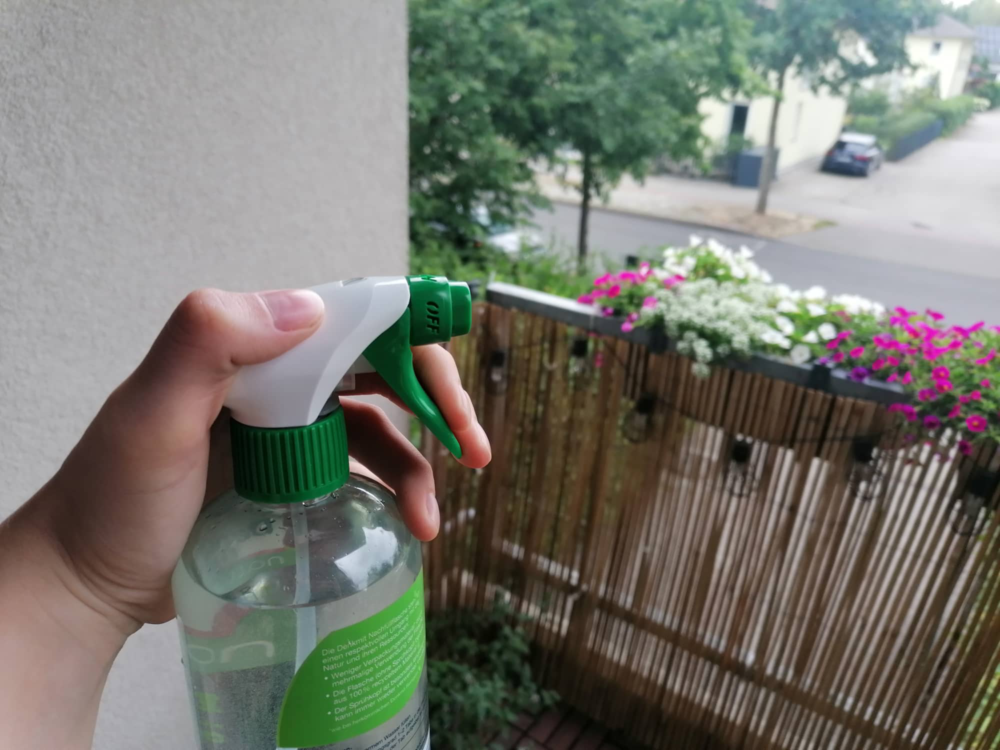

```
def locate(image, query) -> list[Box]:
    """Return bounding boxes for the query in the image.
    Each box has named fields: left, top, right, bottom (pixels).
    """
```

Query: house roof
left=977, top=26, right=1000, bottom=64
left=911, top=15, right=978, bottom=40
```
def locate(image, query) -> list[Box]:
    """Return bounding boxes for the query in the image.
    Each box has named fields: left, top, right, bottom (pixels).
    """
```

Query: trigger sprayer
left=171, top=275, right=472, bottom=750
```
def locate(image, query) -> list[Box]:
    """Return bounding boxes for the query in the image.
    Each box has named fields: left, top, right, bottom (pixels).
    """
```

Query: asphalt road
left=531, top=202, right=999, bottom=324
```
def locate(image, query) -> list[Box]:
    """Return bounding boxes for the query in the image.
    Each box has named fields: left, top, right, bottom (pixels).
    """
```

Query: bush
left=848, top=88, right=891, bottom=118
left=427, top=605, right=557, bottom=749
left=849, top=115, right=882, bottom=136
left=923, top=95, right=978, bottom=134
left=976, top=81, right=1000, bottom=109
left=878, top=110, right=940, bottom=153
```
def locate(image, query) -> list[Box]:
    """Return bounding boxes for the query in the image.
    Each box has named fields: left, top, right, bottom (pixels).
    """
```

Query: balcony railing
left=423, top=282, right=1000, bottom=750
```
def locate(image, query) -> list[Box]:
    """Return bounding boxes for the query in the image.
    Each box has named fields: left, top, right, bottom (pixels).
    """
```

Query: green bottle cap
left=230, top=408, right=349, bottom=503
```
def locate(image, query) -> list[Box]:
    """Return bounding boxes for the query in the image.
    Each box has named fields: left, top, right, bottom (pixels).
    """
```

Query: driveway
left=776, top=109, right=1000, bottom=278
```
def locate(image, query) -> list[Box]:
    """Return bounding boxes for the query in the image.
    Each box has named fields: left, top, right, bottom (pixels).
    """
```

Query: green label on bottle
left=277, top=571, right=426, bottom=748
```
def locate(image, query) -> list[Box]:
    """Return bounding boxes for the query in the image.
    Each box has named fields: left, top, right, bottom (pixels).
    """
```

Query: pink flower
left=967, top=414, right=988, bottom=433
left=981, top=379, right=991, bottom=388
left=601, top=307, right=615, bottom=318
left=594, top=352, right=604, bottom=368
left=627, top=312, right=639, bottom=323
left=971, top=390, right=982, bottom=401
left=932, top=366, right=951, bottom=380
left=975, top=349, right=997, bottom=366
left=935, top=380, right=953, bottom=394
left=833, top=351, right=845, bottom=363
left=642, top=296, right=658, bottom=309
left=850, top=346, right=865, bottom=358
left=902, top=372, right=913, bottom=385
left=621, top=321, right=634, bottom=333
left=827, top=340, right=840, bottom=351
left=887, top=373, right=899, bottom=383
left=887, top=356, right=901, bottom=367
left=924, top=415, right=942, bottom=429
left=918, top=389, right=936, bottom=402
left=960, top=395, right=971, bottom=404
left=594, top=273, right=613, bottom=286
left=617, top=271, right=637, bottom=283
left=606, top=285, right=621, bottom=299
left=958, top=439, right=973, bottom=456
left=872, top=358, right=885, bottom=371
left=949, top=404, right=962, bottom=419
left=578, top=293, right=595, bottom=305
left=926, top=309, right=944, bottom=321
left=895, top=306, right=917, bottom=319
left=639, top=261, right=651, bottom=274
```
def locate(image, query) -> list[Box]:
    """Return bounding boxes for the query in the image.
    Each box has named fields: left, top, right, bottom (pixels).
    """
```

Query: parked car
left=821, top=132, right=884, bottom=176
left=469, top=205, right=542, bottom=254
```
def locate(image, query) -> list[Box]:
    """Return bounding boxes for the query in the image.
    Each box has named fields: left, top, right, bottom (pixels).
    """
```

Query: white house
left=891, top=16, right=978, bottom=99
left=699, top=68, right=848, bottom=174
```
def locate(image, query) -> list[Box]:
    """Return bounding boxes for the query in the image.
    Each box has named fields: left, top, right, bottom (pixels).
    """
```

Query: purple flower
left=924, top=415, right=942, bottom=429
left=918, top=388, right=936, bottom=402
left=958, top=439, right=973, bottom=456
left=932, top=366, right=951, bottom=380
left=621, top=321, right=634, bottom=333
left=851, top=366, right=869, bottom=383
left=601, top=307, right=615, bottom=318
left=967, top=414, right=988, bottom=433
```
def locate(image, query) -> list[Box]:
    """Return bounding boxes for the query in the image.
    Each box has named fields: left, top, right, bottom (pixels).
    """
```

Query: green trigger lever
left=362, top=275, right=472, bottom=459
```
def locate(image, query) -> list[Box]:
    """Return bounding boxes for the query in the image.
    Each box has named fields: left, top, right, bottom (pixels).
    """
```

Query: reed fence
left=422, top=283, right=1000, bottom=750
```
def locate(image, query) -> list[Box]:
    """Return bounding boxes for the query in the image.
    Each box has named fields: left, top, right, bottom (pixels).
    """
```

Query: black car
left=821, top=132, right=884, bottom=176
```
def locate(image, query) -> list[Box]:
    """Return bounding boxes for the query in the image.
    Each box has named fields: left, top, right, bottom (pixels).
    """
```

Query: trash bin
left=733, top=146, right=778, bottom=188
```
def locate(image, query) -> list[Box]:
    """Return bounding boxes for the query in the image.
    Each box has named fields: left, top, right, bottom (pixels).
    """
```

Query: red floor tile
left=547, top=711, right=588, bottom=750
left=527, top=708, right=568, bottom=743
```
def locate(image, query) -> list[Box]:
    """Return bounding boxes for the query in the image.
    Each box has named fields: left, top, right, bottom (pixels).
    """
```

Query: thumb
left=66, top=288, right=324, bottom=497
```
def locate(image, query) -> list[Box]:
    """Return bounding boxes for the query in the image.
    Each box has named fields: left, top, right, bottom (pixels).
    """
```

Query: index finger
left=348, top=345, right=492, bottom=469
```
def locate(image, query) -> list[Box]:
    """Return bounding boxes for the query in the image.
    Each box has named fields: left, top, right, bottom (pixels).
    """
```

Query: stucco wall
left=0, top=2, right=408, bottom=747
left=701, top=69, right=848, bottom=173
left=906, top=36, right=975, bottom=99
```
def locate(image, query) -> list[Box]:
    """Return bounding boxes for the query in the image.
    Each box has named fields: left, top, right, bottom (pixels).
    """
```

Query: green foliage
left=954, top=0, right=1000, bottom=26
left=923, top=95, right=979, bottom=135
left=409, top=0, right=562, bottom=250
left=980, top=82, right=1000, bottom=110
left=849, top=114, right=883, bottom=136
left=410, top=241, right=596, bottom=300
left=427, top=605, right=557, bottom=750
left=877, top=109, right=940, bottom=152
left=848, top=88, right=892, bottom=118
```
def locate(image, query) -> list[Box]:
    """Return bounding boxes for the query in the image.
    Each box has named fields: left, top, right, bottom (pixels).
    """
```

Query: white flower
left=738, top=245, right=754, bottom=260
left=790, top=344, right=812, bottom=365
left=730, top=265, right=746, bottom=280
left=689, top=234, right=704, bottom=247
left=802, top=330, right=820, bottom=344
left=818, top=322, right=838, bottom=341
left=804, top=285, right=827, bottom=301
left=692, top=363, right=712, bottom=379
left=807, top=303, right=826, bottom=317
left=760, top=271, right=773, bottom=284
left=777, top=299, right=798, bottom=314
left=775, top=316, right=795, bottom=336
left=761, top=329, right=789, bottom=347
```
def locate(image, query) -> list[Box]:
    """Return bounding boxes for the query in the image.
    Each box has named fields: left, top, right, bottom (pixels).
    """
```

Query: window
left=931, top=41, right=942, bottom=55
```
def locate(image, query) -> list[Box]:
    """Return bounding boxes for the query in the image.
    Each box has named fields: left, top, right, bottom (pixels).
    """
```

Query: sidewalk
left=536, top=168, right=831, bottom=239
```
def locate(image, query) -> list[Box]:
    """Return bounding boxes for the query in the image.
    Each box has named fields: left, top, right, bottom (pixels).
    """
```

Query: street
left=531, top=109, right=1000, bottom=324
left=531, top=202, right=999, bottom=324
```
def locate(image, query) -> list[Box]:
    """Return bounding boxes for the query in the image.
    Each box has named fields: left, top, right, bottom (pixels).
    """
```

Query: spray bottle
left=171, top=275, right=472, bottom=750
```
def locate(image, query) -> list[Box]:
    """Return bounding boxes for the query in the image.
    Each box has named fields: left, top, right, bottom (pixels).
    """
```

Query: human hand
left=0, top=288, right=490, bottom=748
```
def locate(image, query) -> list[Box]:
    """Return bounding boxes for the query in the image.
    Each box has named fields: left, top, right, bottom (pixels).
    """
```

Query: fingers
left=341, top=399, right=440, bottom=541
left=350, top=345, right=491, bottom=469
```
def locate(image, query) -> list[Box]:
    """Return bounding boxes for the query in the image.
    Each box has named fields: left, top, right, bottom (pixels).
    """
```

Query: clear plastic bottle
left=172, top=474, right=429, bottom=750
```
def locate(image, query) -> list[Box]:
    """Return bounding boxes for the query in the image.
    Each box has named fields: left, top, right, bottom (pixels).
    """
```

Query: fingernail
left=260, top=290, right=324, bottom=331
left=425, top=493, right=440, bottom=530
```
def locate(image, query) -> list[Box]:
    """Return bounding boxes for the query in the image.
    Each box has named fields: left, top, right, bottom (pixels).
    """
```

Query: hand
left=0, top=288, right=490, bottom=749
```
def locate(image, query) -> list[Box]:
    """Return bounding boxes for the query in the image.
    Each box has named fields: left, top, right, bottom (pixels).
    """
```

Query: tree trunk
left=577, top=149, right=592, bottom=265
left=755, top=67, right=788, bottom=216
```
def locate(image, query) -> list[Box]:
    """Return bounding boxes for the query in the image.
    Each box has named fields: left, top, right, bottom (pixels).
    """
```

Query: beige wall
left=904, top=36, right=975, bottom=99
left=701, top=69, right=848, bottom=173
left=0, top=2, right=408, bottom=748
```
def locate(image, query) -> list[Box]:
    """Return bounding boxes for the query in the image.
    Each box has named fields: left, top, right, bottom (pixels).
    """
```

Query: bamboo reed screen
left=422, top=301, right=1000, bottom=750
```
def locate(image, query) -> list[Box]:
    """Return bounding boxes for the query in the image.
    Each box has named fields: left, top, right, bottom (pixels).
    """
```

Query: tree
left=748, top=0, right=939, bottom=216
left=955, top=0, right=1000, bottom=26
left=535, top=0, right=750, bottom=262
left=409, top=0, right=565, bottom=252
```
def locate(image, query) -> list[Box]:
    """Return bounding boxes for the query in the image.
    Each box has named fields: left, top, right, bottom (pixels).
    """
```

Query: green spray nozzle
left=362, top=275, right=472, bottom=459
